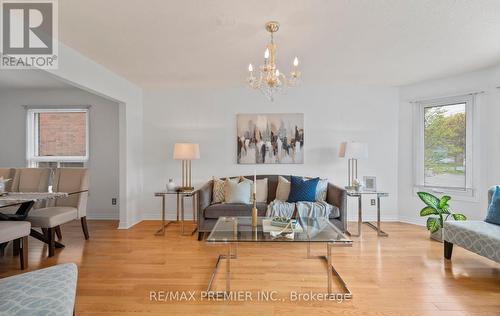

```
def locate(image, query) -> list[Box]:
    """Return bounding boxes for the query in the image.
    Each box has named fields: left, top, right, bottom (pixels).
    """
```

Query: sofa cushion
left=444, top=220, right=500, bottom=263
left=485, top=186, right=500, bottom=225
left=224, top=180, right=251, bottom=204
left=275, top=176, right=327, bottom=202
left=316, top=179, right=328, bottom=202
left=240, top=178, right=268, bottom=203
left=212, top=177, right=226, bottom=204
left=204, top=202, right=267, bottom=219
left=287, top=176, right=319, bottom=203
left=275, top=176, right=291, bottom=201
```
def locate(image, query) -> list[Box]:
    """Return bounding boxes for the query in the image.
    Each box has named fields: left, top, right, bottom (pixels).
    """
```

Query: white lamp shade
left=339, top=141, right=368, bottom=159
left=173, top=143, right=200, bottom=160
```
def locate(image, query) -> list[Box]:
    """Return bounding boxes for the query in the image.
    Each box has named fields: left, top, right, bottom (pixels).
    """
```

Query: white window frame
left=26, top=108, right=89, bottom=167
left=413, top=94, right=477, bottom=200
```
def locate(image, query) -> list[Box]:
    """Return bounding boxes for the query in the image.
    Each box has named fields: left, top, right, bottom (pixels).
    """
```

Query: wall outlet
left=370, top=199, right=376, bottom=206
left=112, top=198, right=117, bottom=205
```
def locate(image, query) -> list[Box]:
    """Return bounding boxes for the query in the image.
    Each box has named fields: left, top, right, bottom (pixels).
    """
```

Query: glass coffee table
left=206, top=216, right=353, bottom=298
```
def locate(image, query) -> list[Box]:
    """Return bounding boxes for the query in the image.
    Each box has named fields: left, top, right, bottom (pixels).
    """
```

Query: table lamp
left=339, top=141, right=368, bottom=188
left=173, top=143, right=200, bottom=191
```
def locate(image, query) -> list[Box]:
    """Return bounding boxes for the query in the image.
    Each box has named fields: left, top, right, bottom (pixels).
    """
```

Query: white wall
left=398, top=65, right=500, bottom=225
left=46, top=43, right=144, bottom=229
left=142, top=84, right=400, bottom=221
left=0, top=87, right=120, bottom=219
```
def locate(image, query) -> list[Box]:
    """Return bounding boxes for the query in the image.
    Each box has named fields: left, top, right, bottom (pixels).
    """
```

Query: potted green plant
left=417, top=191, right=467, bottom=241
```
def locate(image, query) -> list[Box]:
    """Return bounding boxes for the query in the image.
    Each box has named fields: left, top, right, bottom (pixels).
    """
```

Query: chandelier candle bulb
left=248, top=64, right=253, bottom=72
left=264, top=48, right=269, bottom=59
left=293, top=56, right=299, bottom=67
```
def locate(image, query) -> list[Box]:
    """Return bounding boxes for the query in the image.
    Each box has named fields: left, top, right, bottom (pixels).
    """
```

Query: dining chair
left=0, top=168, right=51, bottom=215
left=10, top=168, right=51, bottom=193
left=26, top=168, right=89, bottom=257
left=0, top=168, right=15, bottom=191
left=0, top=221, right=30, bottom=269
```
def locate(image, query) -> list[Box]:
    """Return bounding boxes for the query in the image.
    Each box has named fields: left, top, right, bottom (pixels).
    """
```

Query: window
left=414, top=95, right=474, bottom=195
left=27, top=108, right=89, bottom=168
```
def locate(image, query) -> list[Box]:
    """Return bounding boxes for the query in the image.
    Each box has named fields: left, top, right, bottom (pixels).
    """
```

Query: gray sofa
left=443, top=186, right=500, bottom=263
left=197, top=175, right=347, bottom=240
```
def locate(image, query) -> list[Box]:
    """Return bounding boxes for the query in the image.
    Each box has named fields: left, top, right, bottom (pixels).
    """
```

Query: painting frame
left=236, top=113, right=304, bottom=164
left=363, top=176, right=377, bottom=192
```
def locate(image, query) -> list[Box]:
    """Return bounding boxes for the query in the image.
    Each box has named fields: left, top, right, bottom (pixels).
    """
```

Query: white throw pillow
left=224, top=180, right=252, bottom=204
left=275, top=176, right=291, bottom=201
left=256, top=178, right=268, bottom=202
left=241, top=177, right=268, bottom=203
left=315, top=179, right=328, bottom=202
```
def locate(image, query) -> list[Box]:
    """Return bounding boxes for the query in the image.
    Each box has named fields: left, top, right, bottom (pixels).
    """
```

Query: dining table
left=0, top=191, right=88, bottom=252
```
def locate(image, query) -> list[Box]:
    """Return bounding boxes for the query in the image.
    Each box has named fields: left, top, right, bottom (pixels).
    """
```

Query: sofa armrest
left=326, top=182, right=347, bottom=232
left=197, top=180, right=213, bottom=228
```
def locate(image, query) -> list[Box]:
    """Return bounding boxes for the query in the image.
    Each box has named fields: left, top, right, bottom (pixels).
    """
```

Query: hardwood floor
left=1, top=220, right=499, bottom=315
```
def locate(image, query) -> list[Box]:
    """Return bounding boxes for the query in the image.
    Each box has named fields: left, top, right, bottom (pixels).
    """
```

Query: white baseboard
left=118, top=212, right=143, bottom=229
left=118, top=218, right=141, bottom=229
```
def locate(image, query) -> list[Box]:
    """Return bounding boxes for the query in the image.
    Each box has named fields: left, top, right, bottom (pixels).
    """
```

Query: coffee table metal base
left=206, top=242, right=352, bottom=299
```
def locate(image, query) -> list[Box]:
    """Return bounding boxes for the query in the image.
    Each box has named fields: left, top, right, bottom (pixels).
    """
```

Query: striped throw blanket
left=266, top=200, right=333, bottom=219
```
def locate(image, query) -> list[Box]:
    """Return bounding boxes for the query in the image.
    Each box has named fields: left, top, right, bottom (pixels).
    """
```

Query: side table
left=346, top=191, right=389, bottom=237
left=154, top=190, right=198, bottom=236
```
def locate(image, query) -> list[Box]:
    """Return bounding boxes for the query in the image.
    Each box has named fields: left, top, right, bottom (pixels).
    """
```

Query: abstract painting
left=237, top=113, right=304, bottom=164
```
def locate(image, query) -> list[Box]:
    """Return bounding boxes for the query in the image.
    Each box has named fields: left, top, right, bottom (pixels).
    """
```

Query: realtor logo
left=1, top=0, right=58, bottom=69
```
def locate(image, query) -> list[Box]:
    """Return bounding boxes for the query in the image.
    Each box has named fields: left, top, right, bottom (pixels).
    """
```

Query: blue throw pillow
left=485, top=186, right=500, bottom=225
left=287, top=176, right=320, bottom=203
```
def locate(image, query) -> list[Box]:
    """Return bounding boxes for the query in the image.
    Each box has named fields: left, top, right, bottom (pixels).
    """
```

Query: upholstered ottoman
left=0, top=263, right=78, bottom=316
left=443, top=220, right=500, bottom=263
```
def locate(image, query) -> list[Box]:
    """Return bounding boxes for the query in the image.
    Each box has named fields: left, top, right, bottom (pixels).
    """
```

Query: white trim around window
left=26, top=107, right=90, bottom=167
left=412, top=93, right=479, bottom=201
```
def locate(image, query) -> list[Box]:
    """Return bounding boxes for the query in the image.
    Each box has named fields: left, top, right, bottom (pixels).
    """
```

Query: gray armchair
left=197, top=175, right=347, bottom=240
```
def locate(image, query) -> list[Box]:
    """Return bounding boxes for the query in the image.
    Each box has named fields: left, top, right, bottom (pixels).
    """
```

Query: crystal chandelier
left=247, top=21, right=301, bottom=101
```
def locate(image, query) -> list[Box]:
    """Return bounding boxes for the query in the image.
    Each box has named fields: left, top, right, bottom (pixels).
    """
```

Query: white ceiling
left=10, top=0, right=500, bottom=88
